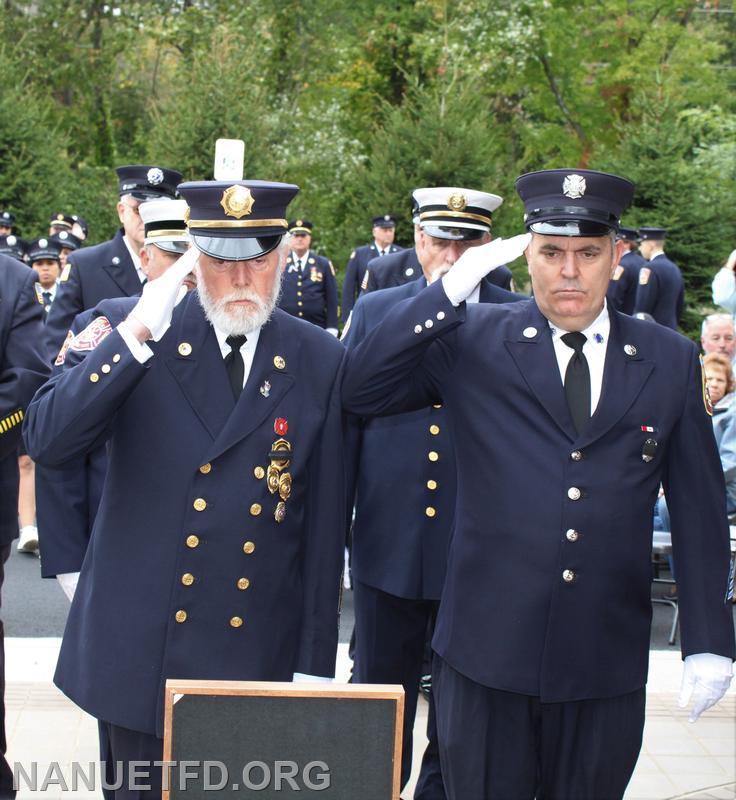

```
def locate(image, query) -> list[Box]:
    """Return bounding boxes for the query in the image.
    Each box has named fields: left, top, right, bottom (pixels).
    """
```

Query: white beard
left=197, top=273, right=282, bottom=336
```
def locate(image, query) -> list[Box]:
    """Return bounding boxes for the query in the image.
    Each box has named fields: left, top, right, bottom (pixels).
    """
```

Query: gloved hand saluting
left=442, top=233, right=531, bottom=306
left=678, top=653, right=733, bottom=722
left=128, top=246, right=200, bottom=341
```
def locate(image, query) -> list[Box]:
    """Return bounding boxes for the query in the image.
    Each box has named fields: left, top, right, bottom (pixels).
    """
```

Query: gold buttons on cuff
left=101, top=364, right=111, bottom=374
left=425, top=507, right=436, bottom=518
left=562, top=570, right=575, bottom=583
left=243, top=541, right=255, bottom=554
left=175, top=610, right=187, bottom=623
left=181, top=573, right=194, bottom=586
left=427, top=479, right=438, bottom=490
left=254, top=466, right=265, bottom=479
left=566, top=529, right=579, bottom=542
left=193, top=498, right=207, bottom=511
left=250, top=503, right=262, bottom=516
left=112, top=354, right=121, bottom=363
left=429, top=425, right=440, bottom=435
left=237, top=578, right=250, bottom=590
left=230, top=616, right=243, bottom=628
left=199, top=463, right=212, bottom=474
left=89, top=373, right=99, bottom=383
left=186, top=534, right=199, bottom=548
left=428, top=451, right=439, bottom=462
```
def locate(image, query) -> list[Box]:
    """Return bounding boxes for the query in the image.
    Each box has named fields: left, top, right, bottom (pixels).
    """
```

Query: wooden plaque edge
left=162, top=679, right=405, bottom=800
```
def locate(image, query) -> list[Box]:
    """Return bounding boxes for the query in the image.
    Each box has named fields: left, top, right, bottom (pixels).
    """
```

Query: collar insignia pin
left=260, top=380, right=271, bottom=397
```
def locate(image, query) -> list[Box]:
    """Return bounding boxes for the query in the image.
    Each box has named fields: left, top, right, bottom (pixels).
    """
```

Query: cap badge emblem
left=296, top=219, right=303, bottom=227
left=562, top=174, right=586, bottom=199
left=39, top=238, right=48, bottom=247
left=447, top=192, right=467, bottom=212
left=221, top=185, right=255, bottom=219
left=57, top=213, right=64, bottom=221
left=384, top=214, right=391, bottom=221
left=147, top=167, right=164, bottom=185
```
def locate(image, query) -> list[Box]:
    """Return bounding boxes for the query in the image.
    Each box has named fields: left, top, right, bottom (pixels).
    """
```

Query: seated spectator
left=703, top=352, right=735, bottom=414
left=711, top=248, right=736, bottom=315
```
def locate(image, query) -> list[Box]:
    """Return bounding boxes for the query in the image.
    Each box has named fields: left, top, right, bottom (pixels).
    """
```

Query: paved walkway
left=5, top=640, right=735, bottom=799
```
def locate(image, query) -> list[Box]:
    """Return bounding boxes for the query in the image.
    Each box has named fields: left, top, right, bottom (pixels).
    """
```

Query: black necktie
left=561, top=332, right=591, bottom=434
left=224, top=335, right=247, bottom=401
left=42, top=291, right=52, bottom=307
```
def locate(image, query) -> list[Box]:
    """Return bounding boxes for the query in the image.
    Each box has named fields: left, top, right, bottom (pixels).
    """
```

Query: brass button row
left=175, top=610, right=246, bottom=627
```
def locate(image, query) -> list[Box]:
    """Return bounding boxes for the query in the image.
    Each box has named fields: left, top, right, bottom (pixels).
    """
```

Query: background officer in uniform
left=40, top=199, right=192, bottom=603
left=24, top=179, right=345, bottom=797
left=0, top=252, right=49, bottom=798
left=44, top=164, right=182, bottom=359
left=342, top=169, right=735, bottom=800
left=50, top=230, right=83, bottom=271
left=27, top=238, right=62, bottom=319
left=48, top=213, right=76, bottom=237
left=363, top=196, right=422, bottom=294
left=607, top=226, right=646, bottom=314
left=633, top=226, right=684, bottom=330
left=344, top=185, right=521, bottom=799
left=0, top=212, right=15, bottom=237
left=0, top=236, right=26, bottom=263
left=342, top=214, right=402, bottom=321
left=278, top=219, right=338, bottom=334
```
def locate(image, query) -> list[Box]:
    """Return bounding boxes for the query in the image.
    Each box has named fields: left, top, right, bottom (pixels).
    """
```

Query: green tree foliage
left=0, top=0, right=733, bottom=332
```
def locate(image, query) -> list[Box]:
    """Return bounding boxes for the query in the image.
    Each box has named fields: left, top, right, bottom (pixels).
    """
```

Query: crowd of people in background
left=0, top=163, right=734, bottom=800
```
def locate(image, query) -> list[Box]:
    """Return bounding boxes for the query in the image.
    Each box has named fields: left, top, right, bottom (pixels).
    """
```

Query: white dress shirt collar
left=122, top=236, right=145, bottom=283
left=213, top=325, right=263, bottom=389
left=548, top=302, right=611, bottom=417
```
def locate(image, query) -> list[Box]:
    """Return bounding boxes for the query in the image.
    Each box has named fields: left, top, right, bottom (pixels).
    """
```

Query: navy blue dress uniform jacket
left=633, top=253, right=684, bottom=330
left=342, top=280, right=736, bottom=702
left=342, top=242, right=402, bottom=321
left=0, top=256, right=49, bottom=544
left=278, top=251, right=338, bottom=329
left=44, top=229, right=141, bottom=359
left=35, top=301, right=133, bottom=578
left=607, top=250, right=647, bottom=315
left=25, top=293, right=346, bottom=736
left=344, top=278, right=522, bottom=601
left=363, top=248, right=422, bottom=293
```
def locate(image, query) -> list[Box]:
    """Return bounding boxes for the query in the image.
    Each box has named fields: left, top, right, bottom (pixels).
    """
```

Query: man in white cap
left=343, top=186, right=522, bottom=799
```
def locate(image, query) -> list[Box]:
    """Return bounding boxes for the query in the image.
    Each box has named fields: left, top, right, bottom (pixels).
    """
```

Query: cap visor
left=192, top=233, right=282, bottom=261
left=422, top=224, right=486, bottom=241
left=152, top=240, right=189, bottom=254
left=529, top=220, right=613, bottom=237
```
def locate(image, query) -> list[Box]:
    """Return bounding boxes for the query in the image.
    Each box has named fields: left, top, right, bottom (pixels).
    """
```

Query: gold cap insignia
left=296, top=219, right=303, bottom=227
left=220, top=185, right=255, bottom=219
left=183, top=206, right=190, bottom=226
left=447, top=193, right=467, bottom=212
left=56, top=213, right=64, bottom=221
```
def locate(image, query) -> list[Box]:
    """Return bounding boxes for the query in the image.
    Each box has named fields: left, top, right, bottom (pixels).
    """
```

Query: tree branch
left=537, top=50, right=587, bottom=147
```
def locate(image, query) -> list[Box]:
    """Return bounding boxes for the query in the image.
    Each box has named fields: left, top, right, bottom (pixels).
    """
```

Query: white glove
left=441, top=233, right=531, bottom=306
left=56, top=571, right=80, bottom=602
left=128, top=246, right=199, bottom=341
left=292, top=672, right=333, bottom=683
left=678, top=652, right=733, bottom=722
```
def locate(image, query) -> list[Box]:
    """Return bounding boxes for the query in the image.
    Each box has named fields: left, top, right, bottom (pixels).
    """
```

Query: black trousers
left=353, top=579, right=445, bottom=799
left=0, top=545, right=14, bottom=799
left=433, top=655, right=645, bottom=800
left=99, top=722, right=163, bottom=800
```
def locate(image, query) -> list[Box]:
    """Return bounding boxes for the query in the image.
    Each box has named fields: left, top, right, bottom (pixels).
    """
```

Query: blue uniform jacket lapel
left=101, top=232, right=142, bottom=297
left=575, top=310, right=654, bottom=449
left=204, top=312, right=295, bottom=463
left=504, top=300, right=578, bottom=441
left=163, top=294, right=234, bottom=439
